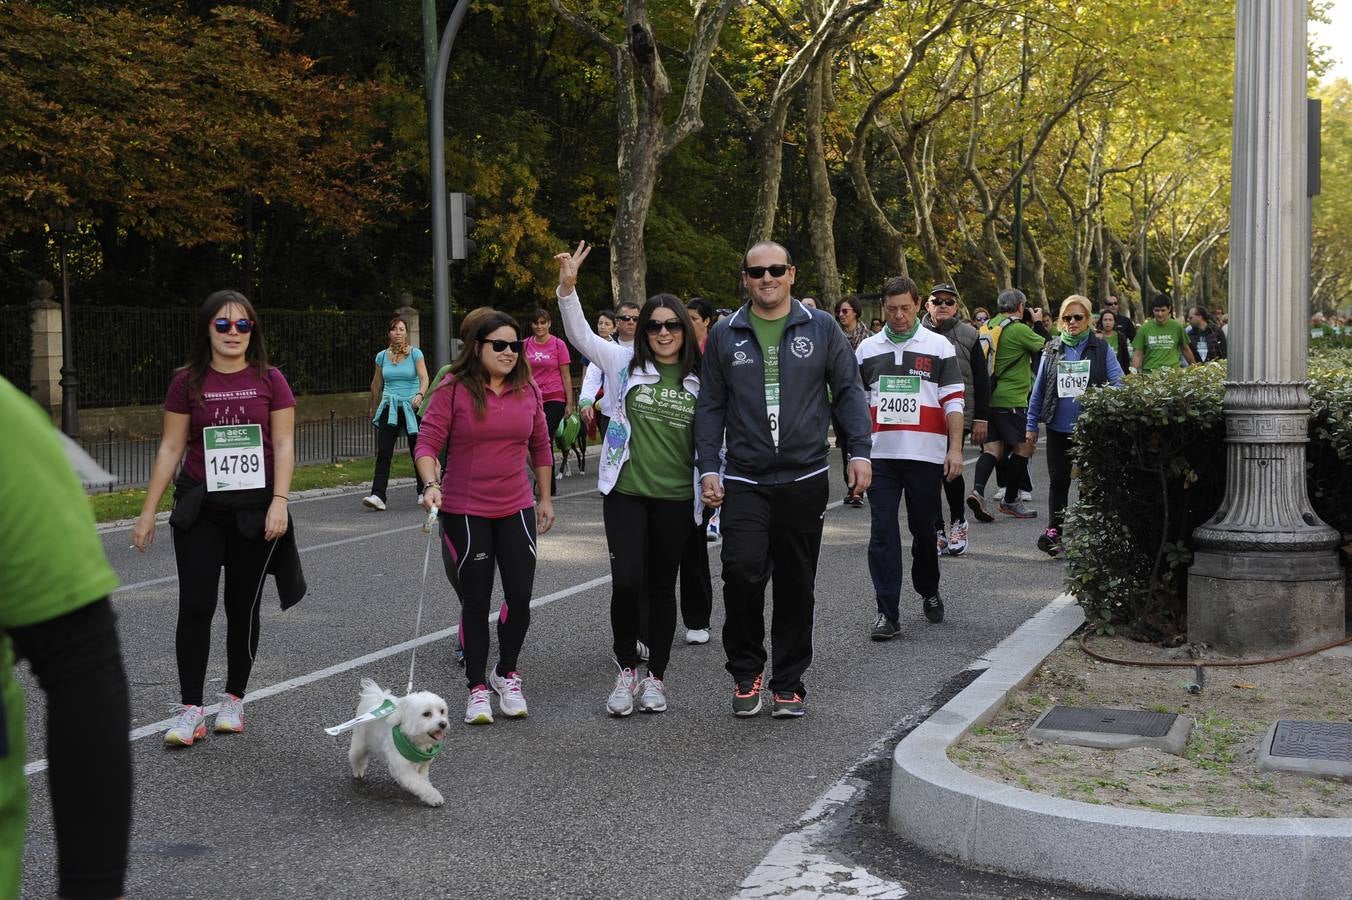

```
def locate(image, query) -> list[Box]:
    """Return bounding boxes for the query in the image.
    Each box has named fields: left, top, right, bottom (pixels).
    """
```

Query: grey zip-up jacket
left=695, top=299, right=872, bottom=485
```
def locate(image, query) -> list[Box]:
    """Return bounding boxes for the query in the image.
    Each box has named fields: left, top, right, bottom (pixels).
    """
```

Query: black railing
left=68, top=306, right=396, bottom=407
left=80, top=413, right=406, bottom=492
left=1, top=306, right=33, bottom=395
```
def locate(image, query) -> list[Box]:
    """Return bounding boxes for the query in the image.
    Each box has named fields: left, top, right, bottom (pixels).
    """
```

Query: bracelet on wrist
left=273, top=494, right=289, bottom=501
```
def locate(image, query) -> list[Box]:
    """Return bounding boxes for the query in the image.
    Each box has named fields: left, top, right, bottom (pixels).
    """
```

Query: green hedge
left=1064, top=345, right=1351, bottom=641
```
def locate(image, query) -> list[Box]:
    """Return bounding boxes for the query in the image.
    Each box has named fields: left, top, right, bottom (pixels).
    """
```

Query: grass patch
left=88, top=456, right=415, bottom=523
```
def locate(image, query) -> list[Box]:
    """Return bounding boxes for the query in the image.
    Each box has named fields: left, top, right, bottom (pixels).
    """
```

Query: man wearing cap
left=922, top=283, right=988, bottom=556
left=1102, top=295, right=1136, bottom=342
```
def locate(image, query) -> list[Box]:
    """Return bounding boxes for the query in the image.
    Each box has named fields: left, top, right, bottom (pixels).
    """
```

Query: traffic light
left=449, top=192, right=477, bottom=260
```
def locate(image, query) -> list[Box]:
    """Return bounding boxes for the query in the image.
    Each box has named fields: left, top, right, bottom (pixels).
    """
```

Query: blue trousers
left=867, top=458, right=944, bottom=620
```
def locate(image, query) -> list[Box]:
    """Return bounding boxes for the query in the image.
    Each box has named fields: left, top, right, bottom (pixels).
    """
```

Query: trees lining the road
left=4, top=1, right=1344, bottom=319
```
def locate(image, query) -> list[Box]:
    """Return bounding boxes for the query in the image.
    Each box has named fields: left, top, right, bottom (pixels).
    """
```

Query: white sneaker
left=214, top=693, right=244, bottom=733
left=464, top=685, right=494, bottom=724
left=685, top=628, right=710, bottom=645
left=488, top=669, right=528, bottom=718
left=636, top=640, right=650, bottom=662
left=362, top=494, right=386, bottom=511
left=1018, top=489, right=1033, bottom=503
left=706, top=519, right=720, bottom=543
left=637, top=675, right=668, bottom=713
left=607, top=667, right=641, bottom=717
left=164, top=704, right=206, bottom=747
left=947, top=520, right=969, bottom=556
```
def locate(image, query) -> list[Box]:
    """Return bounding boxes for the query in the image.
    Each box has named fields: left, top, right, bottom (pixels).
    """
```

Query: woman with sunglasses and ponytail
left=133, top=291, right=296, bottom=747
left=553, top=241, right=703, bottom=717
left=414, top=312, right=555, bottom=726
left=1023, top=295, right=1123, bottom=557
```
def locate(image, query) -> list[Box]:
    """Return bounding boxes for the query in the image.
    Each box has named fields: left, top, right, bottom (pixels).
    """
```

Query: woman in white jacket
left=553, top=242, right=704, bottom=717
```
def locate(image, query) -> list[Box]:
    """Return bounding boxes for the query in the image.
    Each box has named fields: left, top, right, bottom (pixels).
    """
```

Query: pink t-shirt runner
left=414, top=378, right=553, bottom=519
left=164, top=366, right=296, bottom=484
left=524, top=334, right=571, bottom=402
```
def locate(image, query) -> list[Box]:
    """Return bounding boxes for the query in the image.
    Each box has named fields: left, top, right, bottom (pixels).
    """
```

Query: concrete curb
left=890, top=594, right=1352, bottom=900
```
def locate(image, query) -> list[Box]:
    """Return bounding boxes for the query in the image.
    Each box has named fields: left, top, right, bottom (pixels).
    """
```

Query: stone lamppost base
left=1188, top=550, right=1346, bottom=656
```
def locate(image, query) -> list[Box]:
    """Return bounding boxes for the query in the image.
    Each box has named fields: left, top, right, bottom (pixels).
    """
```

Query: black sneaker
left=870, top=614, right=901, bottom=641
left=770, top=691, right=805, bottom=718
left=732, top=674, right=763, bottom=717
left=922, top=594, right=945, bottom=623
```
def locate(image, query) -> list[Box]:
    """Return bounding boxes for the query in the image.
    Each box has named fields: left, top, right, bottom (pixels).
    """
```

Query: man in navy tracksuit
left=695, top=241, right=873, bottom=718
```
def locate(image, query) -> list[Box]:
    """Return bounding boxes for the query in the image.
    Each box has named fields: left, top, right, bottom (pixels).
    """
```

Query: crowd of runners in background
left=7, top=237, right=1344, bottom=899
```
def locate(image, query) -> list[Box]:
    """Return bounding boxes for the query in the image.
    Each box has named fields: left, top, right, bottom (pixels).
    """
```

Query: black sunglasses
left=616, top=314, right=638, bottom=322
left=644, top=319, right=685, bottom=335
left=484, top=339, right=523, bottom=353
left=743, top=264, right=791, bottom=279
left=213, top=318, right=254, bottom=334
left=1061, top=314, right=1086, bottom=323
left=930, top=297, right=957, bottom=307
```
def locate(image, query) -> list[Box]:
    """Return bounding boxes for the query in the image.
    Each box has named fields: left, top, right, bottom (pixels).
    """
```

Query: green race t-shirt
left=614, top=364, right=696, bottom=500
left=749, top=311, right=789, bottom=448
left=1132, top=319, right=1188, bottom=372
left=989, top=317, right=1047, bottom=408
left=0, top=378, right=120, bottom=629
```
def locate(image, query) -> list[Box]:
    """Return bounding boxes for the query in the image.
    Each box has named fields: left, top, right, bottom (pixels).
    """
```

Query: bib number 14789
left=204, top=424, right=265, bottom=492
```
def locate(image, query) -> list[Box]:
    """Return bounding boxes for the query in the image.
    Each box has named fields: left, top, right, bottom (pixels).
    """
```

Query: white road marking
left=25, top=573, right=612, bottom=777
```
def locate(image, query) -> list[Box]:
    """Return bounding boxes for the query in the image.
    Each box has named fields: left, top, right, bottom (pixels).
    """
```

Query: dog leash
left=406, top=505, right=440, bottom=695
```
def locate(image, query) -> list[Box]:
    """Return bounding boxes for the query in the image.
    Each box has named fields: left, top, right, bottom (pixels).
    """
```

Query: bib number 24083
left=877, top=375, right=921, bottom=426
left=204, top=424, right=265, bottom=492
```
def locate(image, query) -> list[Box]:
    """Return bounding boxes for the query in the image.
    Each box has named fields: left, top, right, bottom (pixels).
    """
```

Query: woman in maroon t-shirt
left=132, top=290, right=296, bottom=748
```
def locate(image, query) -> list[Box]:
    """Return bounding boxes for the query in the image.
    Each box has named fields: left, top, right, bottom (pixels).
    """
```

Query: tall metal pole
left=1187, top=1, right=1343, bottom=654
left=1011, top=18, right=1029, bottom=292
left=56, top=227, right=79, bottom=437
left=429, top=0, right=473, bottom=369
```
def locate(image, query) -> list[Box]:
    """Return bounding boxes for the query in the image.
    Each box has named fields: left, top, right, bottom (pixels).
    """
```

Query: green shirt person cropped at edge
left=0, top=377, right=130, bottom=900
left=1131, top=294, right=1198, bottom=373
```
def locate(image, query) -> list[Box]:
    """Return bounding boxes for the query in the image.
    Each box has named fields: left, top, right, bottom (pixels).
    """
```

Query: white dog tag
left=324, top=698, right=396, bottom=735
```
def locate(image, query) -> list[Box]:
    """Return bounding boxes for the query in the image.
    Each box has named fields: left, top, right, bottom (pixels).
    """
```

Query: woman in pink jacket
left=415, top=312, right=555, bottom=726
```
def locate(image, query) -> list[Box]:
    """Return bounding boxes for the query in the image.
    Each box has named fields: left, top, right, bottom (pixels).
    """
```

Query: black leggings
left=543, top=400, right=565, bottom=496
left=172, top=506, right=277, bottom=704
left=439, top=509, right=537, bottom=689
left=679, top=507, right=714, bottom=630
left=1046, top=428, right=1074, bottom=530
left=372, top=407, right=424, bottom=502
left=9, top=599, right=131, bottom=900
left=603, top=492, right=695, bottom=679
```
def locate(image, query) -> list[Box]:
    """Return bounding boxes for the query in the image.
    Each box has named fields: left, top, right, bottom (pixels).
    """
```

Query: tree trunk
left=803, top=60, right=841, bottom=306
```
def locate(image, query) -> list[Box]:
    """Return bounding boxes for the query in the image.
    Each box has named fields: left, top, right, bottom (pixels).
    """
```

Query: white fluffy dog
left=348, top=678, right=449, bottom=806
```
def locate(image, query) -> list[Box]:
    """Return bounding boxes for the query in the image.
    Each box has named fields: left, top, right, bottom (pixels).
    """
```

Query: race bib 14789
left=204, top=424, right=265, bottom=492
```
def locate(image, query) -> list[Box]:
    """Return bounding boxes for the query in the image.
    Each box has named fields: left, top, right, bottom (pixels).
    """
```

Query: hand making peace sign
left=554, top=240, right=592, bottom=295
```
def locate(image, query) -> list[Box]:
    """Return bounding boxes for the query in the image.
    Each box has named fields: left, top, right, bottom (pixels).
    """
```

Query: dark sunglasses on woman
left=213, top=318, right=254, bottom=334
left=485, top=339, right=524, bottom=353
left=644, top=319, right=685, bottom=335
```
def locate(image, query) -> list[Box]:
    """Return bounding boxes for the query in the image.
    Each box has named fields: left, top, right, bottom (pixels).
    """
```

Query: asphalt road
left=18, top=456, right=1095, bottom=899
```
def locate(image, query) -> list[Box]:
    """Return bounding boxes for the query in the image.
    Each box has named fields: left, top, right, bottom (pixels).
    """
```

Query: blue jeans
left=867, top=459, right=944, bottom=620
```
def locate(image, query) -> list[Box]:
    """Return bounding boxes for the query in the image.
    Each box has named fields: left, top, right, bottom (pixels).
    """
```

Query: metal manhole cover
left=1269, top=720, right=1352, bottom=762
left=1036, top=706, right=1176, bottom=737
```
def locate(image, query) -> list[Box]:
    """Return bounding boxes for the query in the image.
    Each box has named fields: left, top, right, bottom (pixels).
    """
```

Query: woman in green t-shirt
left=553, top=242, right=705, bottom=718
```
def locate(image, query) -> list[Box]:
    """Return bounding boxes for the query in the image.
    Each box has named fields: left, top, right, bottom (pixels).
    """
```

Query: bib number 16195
left=204, top=424, right=265, bottom=492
